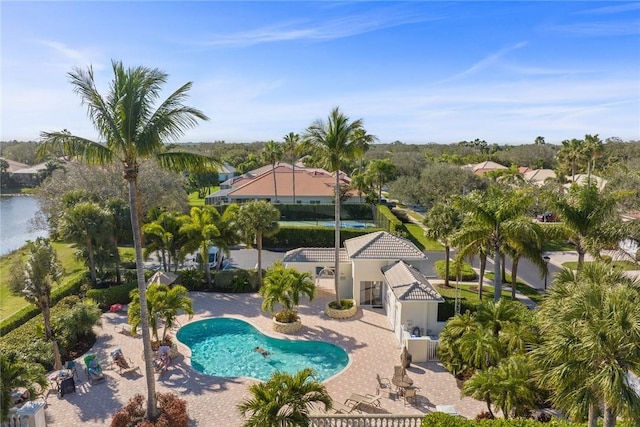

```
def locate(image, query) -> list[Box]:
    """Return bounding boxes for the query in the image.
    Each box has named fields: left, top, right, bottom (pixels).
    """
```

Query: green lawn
left=404, top=223, right=444, bottom=251
left=0, top=242, right=85, bottom=321
left=407, top=211, right=424, bottom=222
left=562, top=260, right=639, bottom=271
left=188, top=186, right=220, bottom=206
left=435, top=281, right=512, bottom=306
left=484, top=272, right=545, bottom=305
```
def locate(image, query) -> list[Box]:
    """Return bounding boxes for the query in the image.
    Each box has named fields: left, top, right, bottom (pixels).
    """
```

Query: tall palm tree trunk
left=42, top=303, right=62, bottom=370
left=334, top=173, right=342, bottom=308
left=479, top=253, right=487, bottom=300
left=292, top=161, right=296, bottom=204
left=257, top=232, right=263, bottom=286
left=493, top=245, right=502, bottom=301
left=603, top=405, right=616, bottom=427
left=272, top=164, right=278, bottom=202
left=127, top=177, right=158, bottom=420
left=86, top=236, right=97, bottom=285
left=511, top=258, right=519, bottom=300
left=588, top=403, right=598, bottom=427
left=113, top=236, right=122, bottom=285
left=444, top=245, right=451, bottom=287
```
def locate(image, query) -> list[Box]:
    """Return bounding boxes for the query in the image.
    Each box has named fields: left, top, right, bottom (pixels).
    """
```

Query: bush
left=53, top=298, right=102, bottom=351
left=263, top=226, right=381, bottom=249
left=328, top=299, right=354, bottom=310
left=177, top=269, right=205, bottom=291
left=434, top=260, right=476, bottom=281
left=374, top=205, right=405, bottom=234
left=86, top=282, right=137, bottom=310
left=111, top=392, right=188, bottom=427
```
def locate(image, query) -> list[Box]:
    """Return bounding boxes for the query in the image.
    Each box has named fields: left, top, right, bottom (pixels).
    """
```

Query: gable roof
left=283, top=247, right=349, bottom=263
left=382, top=261, right=443, bottom=301
left=523, top=168, right=556, bottom=185
left=344, top=231, right=426, bottom=260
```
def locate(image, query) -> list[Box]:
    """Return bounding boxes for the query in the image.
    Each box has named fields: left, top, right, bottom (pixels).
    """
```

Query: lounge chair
left=331, top=401, right=360, bottom=414
left=345, top=393, right=382, bottom=410
left=154, top=346, right=171, bottom=377
left=84, top=354, right=105, bottom=384
left=110, top=349, right=139, bottom=374
left=64, top=360, right=78, bottom=379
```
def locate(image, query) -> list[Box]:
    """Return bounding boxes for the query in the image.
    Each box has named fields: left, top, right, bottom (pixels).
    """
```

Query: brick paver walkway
left=43, top=290, right=485, bottom=426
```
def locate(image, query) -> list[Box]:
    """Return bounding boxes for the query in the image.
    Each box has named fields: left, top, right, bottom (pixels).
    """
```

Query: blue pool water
left=176, top=318, right=349, bottom=381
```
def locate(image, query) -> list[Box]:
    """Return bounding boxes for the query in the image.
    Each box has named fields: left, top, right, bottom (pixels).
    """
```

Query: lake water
left=0, top=196, right=48, bottom=256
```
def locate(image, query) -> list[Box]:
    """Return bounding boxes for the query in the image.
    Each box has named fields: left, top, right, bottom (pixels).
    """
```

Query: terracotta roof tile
left=283, top=247, right=349, bottom=263
left=344, top=231, right=426, bottom=259
left=382, top=261, right=443, bottom=301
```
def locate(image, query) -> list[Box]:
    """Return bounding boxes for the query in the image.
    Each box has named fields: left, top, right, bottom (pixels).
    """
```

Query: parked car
left=537, top=212, right=557, bottom=222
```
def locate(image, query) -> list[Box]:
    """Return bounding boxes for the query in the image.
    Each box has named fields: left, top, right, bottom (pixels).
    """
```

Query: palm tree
left=366, top=158, right=397, bottom=202
left=303, top=107, right=375, bottom=308
left=236, top=201, right=280, bottom=286
left=59, top=201, right=112, bottom=286
left=283, top=132, right=303, bottom=204
left=7, top=238, right=64, bottom=370
left=106, top=197, right=131, bottom=284
left=209, top=203, right=241, bottom=271
left=455, top=186, right=540, bottom=301
left=37, top=60, right=215, bottom=420
left=557, top=138, right=586, bottom=181
left=534, top=262, right=640, bottom=427
left=462, top=354, right=538, bottom=419
left=129, top=283, right=194, bottom=342
left=1, top=352, right=48, bottom=422
left=142, top=211, right=189, bottom=272
left=583, top=133, right=604, bottom=178
left=422, top=202, right=463, bottom=287
left=180, top=206, right=221, bottom=285
left=548, top=183, right=621, bottom=269
left=262, top=140, right=283, bottom=203
left=260, top=261, right=316, bottom=323
left=237, top=368, right=332, bottom=427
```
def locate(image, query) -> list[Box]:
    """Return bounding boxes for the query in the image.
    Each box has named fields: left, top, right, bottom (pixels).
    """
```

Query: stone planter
left=272, top=317, right=302, bottom=334
left=325, top=299, right=357, bottom=319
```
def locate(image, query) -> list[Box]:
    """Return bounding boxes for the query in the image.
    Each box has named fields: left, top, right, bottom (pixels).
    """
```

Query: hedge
left=421, top=412, right=638, bottom=426
left=0, top=272, right=86, bottom=336
left=434, top=259, right=477, bottom=281
left=86, top=282, right=138, bottom=310
left=374, top=205, right=405, bottom=234
left=263, top=226, right=383, bottom=249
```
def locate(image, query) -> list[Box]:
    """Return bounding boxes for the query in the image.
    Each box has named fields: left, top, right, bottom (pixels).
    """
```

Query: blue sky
left=2, top=1, right=639, bottom=145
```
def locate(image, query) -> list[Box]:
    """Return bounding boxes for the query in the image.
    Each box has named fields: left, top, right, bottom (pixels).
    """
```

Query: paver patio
left=43, top=289, right=485, bottom=426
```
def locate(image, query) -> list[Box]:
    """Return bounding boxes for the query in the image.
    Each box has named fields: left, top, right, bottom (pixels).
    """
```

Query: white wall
left=351, top=259, right=391, bottom=305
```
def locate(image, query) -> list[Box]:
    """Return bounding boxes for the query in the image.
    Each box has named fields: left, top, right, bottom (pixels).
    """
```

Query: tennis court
left=278, top=220, right=378, bottom=229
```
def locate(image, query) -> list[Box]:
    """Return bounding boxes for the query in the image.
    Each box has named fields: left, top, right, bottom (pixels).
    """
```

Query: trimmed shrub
left=374, top=205, right=405, bottom=234
left=263, top=226, right=381, bottom=249
left=434, top=260, right=476, bottom=281
left=86, top=282, right=137, bottom=310
left=328, top=299, right=355, bottom=310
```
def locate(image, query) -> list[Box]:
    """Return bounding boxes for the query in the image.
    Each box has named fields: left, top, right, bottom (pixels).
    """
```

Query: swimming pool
left=176, top=317, right=349, bottom=381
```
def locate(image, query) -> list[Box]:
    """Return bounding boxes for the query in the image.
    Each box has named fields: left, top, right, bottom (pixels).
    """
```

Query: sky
left=2, top=1, right=639, bottom=145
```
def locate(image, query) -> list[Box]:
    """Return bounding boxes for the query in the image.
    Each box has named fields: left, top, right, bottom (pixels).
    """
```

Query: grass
left=484, top=272, right=545, bottom=305
left=188, top=186, right=220, bottom=206
left=407, top=210, right=424, bottom=222
left=404, top=223, right=444, bottom=251
left=562, top=260, right=639, bottom=271
left=435, top=281, right=512, bottom=306
left=0, top=242, right=85, bottom=321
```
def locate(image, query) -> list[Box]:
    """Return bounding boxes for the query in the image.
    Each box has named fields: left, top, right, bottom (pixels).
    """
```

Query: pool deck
left=42, top=290, right=485, bottom=426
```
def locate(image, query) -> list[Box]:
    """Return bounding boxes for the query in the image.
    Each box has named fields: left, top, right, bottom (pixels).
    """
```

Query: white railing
left=309, top=414, right=425, bottom=426
left=1, top=413, right=25, bottom=427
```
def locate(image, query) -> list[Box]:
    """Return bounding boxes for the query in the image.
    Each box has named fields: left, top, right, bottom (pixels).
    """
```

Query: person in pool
left=254, top=347, right=270, bottom=358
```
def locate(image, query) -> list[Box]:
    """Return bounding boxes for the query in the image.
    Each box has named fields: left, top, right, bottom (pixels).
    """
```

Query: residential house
left=205, top=163, right=360, bottom=205
left=284, top=231, right=444, bottom=349
left=463, top=160, right=508, bottom=176
left=523, top=168, right=557, bottom=187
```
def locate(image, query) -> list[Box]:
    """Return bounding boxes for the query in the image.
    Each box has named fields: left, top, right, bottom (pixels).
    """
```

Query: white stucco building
left=283, top=231, right=445, bottom=351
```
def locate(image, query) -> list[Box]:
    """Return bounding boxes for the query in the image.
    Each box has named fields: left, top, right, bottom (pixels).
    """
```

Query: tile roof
left=283, top=247, right=349, bottom=263
left=344, top=231, right=426, bottom=260
left=228, top=165, right=356, bottom=198
left=382, top=261, right=443, bottom=302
